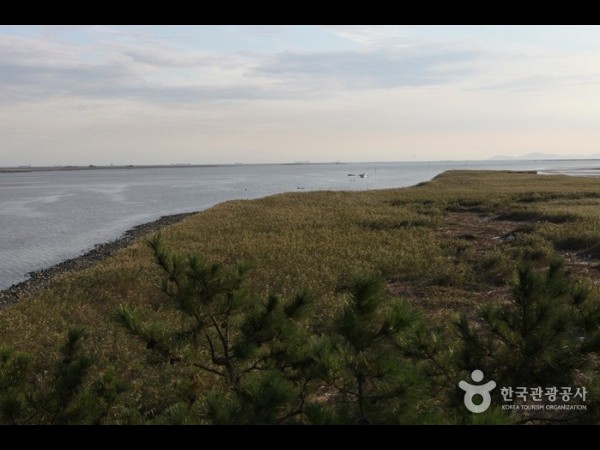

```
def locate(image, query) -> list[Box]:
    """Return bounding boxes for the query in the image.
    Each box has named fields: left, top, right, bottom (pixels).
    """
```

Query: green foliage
left=49, top=328, right=92, bottom=419
left=0, top=347, right=31, bottom=423
left=456, top=260, right=600, bottom=423
left=0, top=330, right=126, bottom=424
left=118, top=241, right=450, bottom=424
left=309, top=274, right=433, bottom=424
left=117, top=235, right=318, bottom=424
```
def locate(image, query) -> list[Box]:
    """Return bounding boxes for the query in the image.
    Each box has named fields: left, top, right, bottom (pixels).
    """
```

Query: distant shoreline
left=0, top=211, right=197, bottom=307
left=0, top=164, right=229, bottom=174
left=2, top=159, right=600, bottom=174
left=0, top=162, right=348, bottom=174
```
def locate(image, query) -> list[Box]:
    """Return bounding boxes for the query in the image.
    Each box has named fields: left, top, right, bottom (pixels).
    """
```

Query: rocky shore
left=0, top=212, right=197, bottom=307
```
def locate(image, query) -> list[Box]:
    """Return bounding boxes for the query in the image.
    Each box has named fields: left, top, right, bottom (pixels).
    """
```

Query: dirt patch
left=387, top=211, right=600, bottom=316
left=442, top=212, right=522, bottom=248
left=559, top=251, right=600, bottom=282
left=386, top=212, right=524, bottom=314
left=386, top=280, right=513, bottom=321
left=495, top=211, right=577, bottom=224
left=444, top=212, right=600, bottom=281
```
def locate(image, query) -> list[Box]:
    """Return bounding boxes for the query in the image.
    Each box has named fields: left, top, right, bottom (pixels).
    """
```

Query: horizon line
left=3, top=157, right=600, bottom=173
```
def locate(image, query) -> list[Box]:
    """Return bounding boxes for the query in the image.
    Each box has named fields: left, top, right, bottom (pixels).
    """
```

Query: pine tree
left=0, top=328, right=125, bottom=424
left=456, top=259, right=600, bottom=424
left=308, top=274, right=434, bottom=424
left=0, top=347, right=31, bottom=424
left=117, top=234, right=319, bottom=424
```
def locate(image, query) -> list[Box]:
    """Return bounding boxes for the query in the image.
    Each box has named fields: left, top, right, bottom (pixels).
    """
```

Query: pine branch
left=205, top=332, right=219, bottom=364
left=192, top=362, right=226, bottom=377
left=277, top=378, right=311, bottom=424
left=239, top=355, right=271, bottom=376
left=209, top=315, right=229, bottom=359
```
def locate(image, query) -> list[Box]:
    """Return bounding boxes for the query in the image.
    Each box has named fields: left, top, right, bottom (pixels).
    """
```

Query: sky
left=2, top=25, right=600, bottom=166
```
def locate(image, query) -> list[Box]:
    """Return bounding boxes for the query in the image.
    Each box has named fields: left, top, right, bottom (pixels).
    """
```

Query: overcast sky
left=2, top=25, right=600, bottom=166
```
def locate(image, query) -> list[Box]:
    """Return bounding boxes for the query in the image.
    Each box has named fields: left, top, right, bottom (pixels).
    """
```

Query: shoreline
left=0, top=211, right=197, bottom=307
left=0, top=162, right=347, bottom=174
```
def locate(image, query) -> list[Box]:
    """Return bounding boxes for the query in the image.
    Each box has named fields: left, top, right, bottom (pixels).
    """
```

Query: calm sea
left=0, top=160, right=598, bottom=290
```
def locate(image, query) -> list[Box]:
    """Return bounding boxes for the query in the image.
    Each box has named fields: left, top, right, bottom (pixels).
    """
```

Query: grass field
left=2, top=170, right=600, bottom=423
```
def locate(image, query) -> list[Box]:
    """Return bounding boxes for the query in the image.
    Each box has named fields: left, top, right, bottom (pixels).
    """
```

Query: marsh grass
left=1, top=170, right=600, bottom=422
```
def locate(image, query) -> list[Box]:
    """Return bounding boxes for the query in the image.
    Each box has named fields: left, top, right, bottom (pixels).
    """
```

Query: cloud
left=121, top=47, right=219, bottom=68
left=475, top=71, right=600, bottom=92
left=0, top=60, right=129, bottom=102
left=0, top=60, right=276, bottom=104
left=255, top=47, right=479, bottom=90
left=0, top=34, right=258, bottom=104
left=0, top=28, right=481, bottom=106
left=321, top=26, right=409, bottom=48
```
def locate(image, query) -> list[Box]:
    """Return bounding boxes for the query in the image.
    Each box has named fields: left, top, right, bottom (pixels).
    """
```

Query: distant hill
left=490, top=152, right=600, bottom=161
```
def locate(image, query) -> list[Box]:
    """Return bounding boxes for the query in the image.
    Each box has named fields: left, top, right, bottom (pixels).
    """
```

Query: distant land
left=489, top=152, right=600, bottom=161
left=0, top=164, right=222, bottom=173
left=0, top=162, right=343, bottom=173
left=3, top=157, right=600, bottom=174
